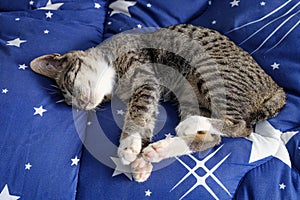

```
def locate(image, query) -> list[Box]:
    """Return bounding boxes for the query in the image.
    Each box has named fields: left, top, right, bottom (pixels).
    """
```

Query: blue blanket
left=0, top=0, right=299, bottom=199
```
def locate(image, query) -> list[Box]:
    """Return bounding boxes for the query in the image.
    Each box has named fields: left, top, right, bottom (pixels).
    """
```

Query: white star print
left=71, top=156, right=80, bottom=166
left=38, top=0, right=64, bottom=10
left=260, top=1, right=266, bottom=6
left=33, top=106, right=47, bottom=117
left=117, top=109, right=125, bottom=115
left=230, top=0, right=240, bottom=7
left=145, top=189, right=152, bottom=196
left=15, top=18, right=20, bottom=21
left=44, top=29, right=50, bottom=34
left=87, top=121, right=92, bottom=126
left=271, top=62, right=280, bottom=70
left=279, top=183, right=286, bottom=190
left=212, top=20, right=217, bottom=25
left=25, top=163, right=32, bottom=170
left=2, top=88, right=8, bottom=94
left=165, top=133, right=174, bottom=139
left=281, top=131, right=298, bottom=145
left=107, top=21, right=112, bottom=25
left=111, top=157, right=133, bottom=180
left=45, top=11, right=53, bottom=18
left=94, top=3, right=101, bottom=9
left=29, top=1, right=34, bottom=5
left=249, top=121, right=291, bottom=167
left=137, top=24, right=142, bottom=29
left=146, top=3, right=152, bottom=8
left=18, top=64, right=28, bottom=70
left=109, top=0, right=136, bottom=17
left=0, top=184, right=20, bottom=200
left=6, top=38, right=27, bottom=47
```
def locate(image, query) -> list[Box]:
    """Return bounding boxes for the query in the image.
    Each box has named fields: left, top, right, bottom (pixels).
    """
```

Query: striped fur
left=30, top=24, right=286, bottom=182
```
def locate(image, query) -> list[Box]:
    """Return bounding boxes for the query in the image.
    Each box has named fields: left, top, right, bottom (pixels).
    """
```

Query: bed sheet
left=0, top=0, right=299, bottom=199
left=0, top=0, right=106, bottom=199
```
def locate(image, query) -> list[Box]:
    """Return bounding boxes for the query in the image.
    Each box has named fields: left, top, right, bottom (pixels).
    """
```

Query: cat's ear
left=30, top=53, right=66, bottom=79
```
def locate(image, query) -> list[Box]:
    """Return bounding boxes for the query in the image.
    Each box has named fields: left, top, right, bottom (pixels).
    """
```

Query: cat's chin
left=70, top=99, right=99, bottom=111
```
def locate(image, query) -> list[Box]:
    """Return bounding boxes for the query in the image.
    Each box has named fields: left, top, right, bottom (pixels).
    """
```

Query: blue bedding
left=0, top=0, right=299, bottom=199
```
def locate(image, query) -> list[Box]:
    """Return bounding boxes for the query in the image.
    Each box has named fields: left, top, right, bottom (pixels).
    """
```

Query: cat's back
left=165, top=24, right=283, bottom=111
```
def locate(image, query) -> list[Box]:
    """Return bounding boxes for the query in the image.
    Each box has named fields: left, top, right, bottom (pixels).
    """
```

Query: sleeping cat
left=30, top=24, right=286, bottom=182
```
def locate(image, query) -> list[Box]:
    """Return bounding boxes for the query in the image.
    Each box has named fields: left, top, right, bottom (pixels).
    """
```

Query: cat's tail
left=252, top=87, right=286, bottom=124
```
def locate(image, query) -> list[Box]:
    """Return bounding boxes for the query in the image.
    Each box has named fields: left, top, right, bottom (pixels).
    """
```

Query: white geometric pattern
left=171, top=145, right=231, bottom=200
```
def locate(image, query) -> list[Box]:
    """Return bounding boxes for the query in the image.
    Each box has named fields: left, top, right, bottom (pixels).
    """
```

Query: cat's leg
left=118, top=69, right=160, bottom=165
left=142, top=116, right=222, bottom=163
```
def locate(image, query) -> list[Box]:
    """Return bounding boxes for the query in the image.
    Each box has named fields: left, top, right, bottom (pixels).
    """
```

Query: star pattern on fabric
left=94, top=3, right=101, bottom=9
left=0, top=184, right=20, bottom=200
left=111, top=157, right=132, bottom=180
left=18, top=64, right=28, bottom=70
left=6, top=38, right=27, bottom=47
left=145, top=189, right=152, bottom=197
left=2, top=88, right=8, bottom=94
left=71, top=156, right=80, bottom=166
left=117, top=109, right=125, bottom=115
left=279, top=183, right=286, bottom=190
left=38, top=0, right=64, bottom=10
left=165, top=133, right=174, bottom=139
left=109, top=0, right=136, bottom=17
left=271, top=62, right=280, bottom=70
left=25, top=163, right=32, bottom=170
left=260, top=1, right=266, bottom=6
left=33, top=106, right=47, bottom=117
left=248, top=121, right=292, bottom=167
left=0, top=0, right=299, bottom=199
left=45, top=11, right=53, bottom=19
left=230, top=0, right=240, bottom=7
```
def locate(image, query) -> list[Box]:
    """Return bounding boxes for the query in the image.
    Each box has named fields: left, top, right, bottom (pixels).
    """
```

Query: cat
left=30, top=24, right=286, bottom=182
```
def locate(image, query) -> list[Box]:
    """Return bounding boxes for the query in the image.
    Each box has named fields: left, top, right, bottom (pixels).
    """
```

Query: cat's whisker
left=56, top=99, right=65, bottom=104
left=50, top=84, right=59, bottom=88
left=48, top=92, right=58, bottom=95
left=42, top=87, right=58, bottom=92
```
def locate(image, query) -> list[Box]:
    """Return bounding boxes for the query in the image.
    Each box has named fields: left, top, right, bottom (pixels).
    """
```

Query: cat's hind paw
left=176, top=116, right=213, bottom=136
left=131, top=157, right=153, bottom=182
left=118, top=133, right=142, bottom=165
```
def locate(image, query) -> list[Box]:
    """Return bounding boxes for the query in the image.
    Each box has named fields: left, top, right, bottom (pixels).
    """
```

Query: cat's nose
left=76, top=98, right=90, bottom=110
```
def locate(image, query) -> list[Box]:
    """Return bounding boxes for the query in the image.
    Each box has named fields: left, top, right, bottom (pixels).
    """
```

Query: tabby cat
left=30, top=24, right=285, bottom=182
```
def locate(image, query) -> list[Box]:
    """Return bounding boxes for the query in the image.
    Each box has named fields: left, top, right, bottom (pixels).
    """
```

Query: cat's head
left=30, top=50, right=115, bottom=110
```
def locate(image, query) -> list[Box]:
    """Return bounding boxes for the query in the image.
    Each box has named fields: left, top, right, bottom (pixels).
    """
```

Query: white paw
left=131, top=157, right=153, bottom=182
left=176, top=116, right=213, bottom=136
left=118, top=134, right=142, bottom=165
left=142, top=140, right=169, bottom=163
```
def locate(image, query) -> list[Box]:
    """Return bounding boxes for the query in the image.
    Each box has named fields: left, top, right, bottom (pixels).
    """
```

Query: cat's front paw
left=142, top=140, right=169, bottom=163
left=118, top=133, right=142, bottom=165
left=131, top=157, right=153, bottom=182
